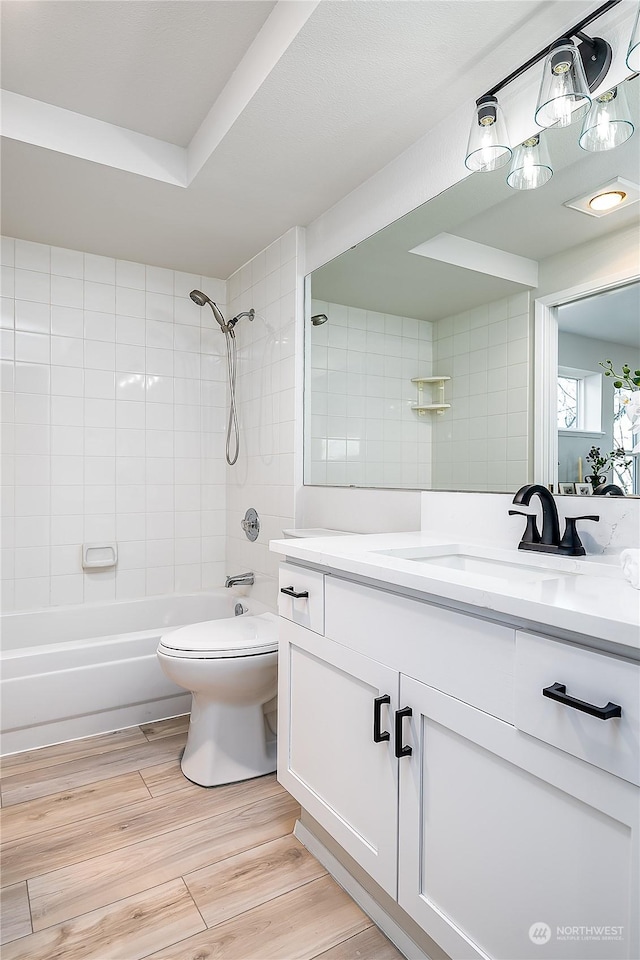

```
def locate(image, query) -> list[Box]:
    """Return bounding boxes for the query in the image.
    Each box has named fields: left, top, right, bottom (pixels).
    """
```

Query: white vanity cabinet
left=277, top=564, right=640, bottom=960
left=278, top=618, right=400, bottom=896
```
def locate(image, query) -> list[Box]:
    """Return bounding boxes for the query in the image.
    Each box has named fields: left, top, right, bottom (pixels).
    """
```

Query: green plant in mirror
left=599, top=359, right=640, bottom=391
left=585, top=445, right=632, bottom=491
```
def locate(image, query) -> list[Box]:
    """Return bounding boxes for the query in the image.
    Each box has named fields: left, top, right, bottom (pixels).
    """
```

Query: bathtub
left=1, top=591, right=269, bottom=756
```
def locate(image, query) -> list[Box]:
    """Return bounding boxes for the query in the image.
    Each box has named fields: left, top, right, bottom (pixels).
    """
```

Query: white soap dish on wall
left=82, top=543, right=118, bottom=570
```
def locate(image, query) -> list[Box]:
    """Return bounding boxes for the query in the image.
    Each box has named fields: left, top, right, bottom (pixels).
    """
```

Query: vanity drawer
left=278, top=562, right=325, bottom=635
left=515, top=631, right=640, bottom=785
left=325, top=577, right=515, bottom=722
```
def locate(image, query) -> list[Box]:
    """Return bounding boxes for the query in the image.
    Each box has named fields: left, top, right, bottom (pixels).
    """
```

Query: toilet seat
left=158, top=612, right=278, bottom=659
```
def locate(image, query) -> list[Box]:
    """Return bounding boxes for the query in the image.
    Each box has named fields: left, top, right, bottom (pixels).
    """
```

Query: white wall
left=0, top=236, right=227, bottom=612
left=306, top=300, right=433, bottom=488
left=224, top=228, right=300, bottom=609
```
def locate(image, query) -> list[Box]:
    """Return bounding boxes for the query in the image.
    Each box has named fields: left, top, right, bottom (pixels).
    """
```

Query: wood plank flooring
left=0, top=717, right=404, bottom=960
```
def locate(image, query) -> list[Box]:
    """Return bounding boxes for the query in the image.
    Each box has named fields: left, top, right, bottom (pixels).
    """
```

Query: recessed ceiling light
left=589, top=190, right=627, bottom=211
left=564, top=177, right=639, bottom=218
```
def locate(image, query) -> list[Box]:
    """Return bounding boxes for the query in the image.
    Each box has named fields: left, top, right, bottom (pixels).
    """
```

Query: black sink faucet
left=510, top=484, right=560, bottom=546
left=509, top=484, right=599, bottom=557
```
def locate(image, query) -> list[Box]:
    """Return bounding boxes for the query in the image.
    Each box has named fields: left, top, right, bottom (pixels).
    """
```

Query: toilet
left=157, top=612, right=278, bottom=787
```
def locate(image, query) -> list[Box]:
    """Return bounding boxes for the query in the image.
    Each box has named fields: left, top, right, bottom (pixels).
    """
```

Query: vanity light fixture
left=579, top=83, right=635, bottom=151
left=627, top=1, right=640, bottom=71
left=534, top=37, right=594, bottom=129
left=463, top=0, right=638, bottom=185
left=506, top=134, right=553, bottom=191
left=564, top=176, right=640, bottom=217
left=464, top=95, right=512, bottom=172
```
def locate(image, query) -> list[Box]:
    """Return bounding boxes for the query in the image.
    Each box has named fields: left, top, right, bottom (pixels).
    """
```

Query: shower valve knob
left=241, top=508, right=260, bottom=541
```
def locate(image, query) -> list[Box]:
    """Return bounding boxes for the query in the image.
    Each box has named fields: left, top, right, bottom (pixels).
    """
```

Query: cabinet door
left=398, top=675, right=639, bottom=960
left=278, top=618, right=399, bottom=897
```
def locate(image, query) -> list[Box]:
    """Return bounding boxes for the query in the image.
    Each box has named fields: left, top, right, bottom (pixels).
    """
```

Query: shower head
left=189, top=289, right=209, bottom=307
left=190, top=289, right=227, bottom=331
left=311, top=313, right=328, bottom=326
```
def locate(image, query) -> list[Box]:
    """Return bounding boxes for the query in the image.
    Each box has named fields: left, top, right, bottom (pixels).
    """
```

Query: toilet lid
left=158, top=612, right=278, bottom=659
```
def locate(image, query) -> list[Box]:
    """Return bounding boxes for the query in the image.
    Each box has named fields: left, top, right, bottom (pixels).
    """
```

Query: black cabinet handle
left=373, top=695, right=391, bottom=743
left=542, top=682, right=622, bottom=720
left=394, top=706, right=412, bottom=758
left=280, top=586, right=309, bottom=599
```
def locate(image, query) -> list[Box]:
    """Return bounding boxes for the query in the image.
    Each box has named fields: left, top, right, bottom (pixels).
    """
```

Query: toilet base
left=181, top=696, right=277, bottom=787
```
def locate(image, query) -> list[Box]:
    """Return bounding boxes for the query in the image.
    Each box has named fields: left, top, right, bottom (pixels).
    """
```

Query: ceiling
left=557, top=282, right=640, bottom=349
left=311, top=81, right=640, bottom=324
left=0, top=0, right=601, bottom=278
left=0, top=2, right=275, bottom=146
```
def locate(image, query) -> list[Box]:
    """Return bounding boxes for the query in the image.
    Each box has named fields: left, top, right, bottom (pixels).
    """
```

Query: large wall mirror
left=304, top=78, right=639, bottom=494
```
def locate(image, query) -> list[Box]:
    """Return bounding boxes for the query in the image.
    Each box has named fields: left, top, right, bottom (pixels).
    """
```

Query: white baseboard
left=294, top=820, right=432, bottom=960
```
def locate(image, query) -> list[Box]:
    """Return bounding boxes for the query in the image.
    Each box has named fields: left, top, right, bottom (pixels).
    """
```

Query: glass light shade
left=465, top=95, right=512, bottom=172
left=506, top=135, right=553, bottom=190
left=627, top=3, right=640, bottom=72
left=579, top=85, right=635, bottom=152
left=535, top=39, right=591, bottom=129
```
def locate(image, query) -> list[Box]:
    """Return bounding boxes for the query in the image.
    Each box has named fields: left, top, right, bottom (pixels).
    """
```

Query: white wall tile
left=51, top=365, right=83, bottom=396
left=85, top=311, right=116, bottom=342
left=116, top=259, right=145, bottom=290
left=85, top=370, right=115, bottom=399
left=15, top=332, right=50, bottom=364
left=51, top=275, right=83, bottom=308
left=1, top=238, right=15, bottom=267
left=3, top=235, right=227, bottom=610
left=51, top=247, right=83, bottom=279
left=15, top=300, right=50, bottom=334
left=84, top=341, right=116, bottom=371
left=146, top=266, right=174, bottom=295
left=85, top=254, right=115, bottom=284
left=15, top=240, right=50, bottom=273
left=116, top=287, right=145, bottom=318
left=52, top=305, right=84, bottom=338
left=84, top=281, right=115, bottom=313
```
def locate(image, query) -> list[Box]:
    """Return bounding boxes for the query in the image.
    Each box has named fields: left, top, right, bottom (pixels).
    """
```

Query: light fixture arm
left=478, top=0, right=620, bottom=103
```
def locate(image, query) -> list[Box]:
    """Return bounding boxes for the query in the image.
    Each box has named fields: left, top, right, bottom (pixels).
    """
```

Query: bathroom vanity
left=271, top=532, right=639, bottom=960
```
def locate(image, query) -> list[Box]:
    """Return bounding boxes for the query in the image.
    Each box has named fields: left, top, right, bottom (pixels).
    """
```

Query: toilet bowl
left=157, top=612, right=278, bottom=787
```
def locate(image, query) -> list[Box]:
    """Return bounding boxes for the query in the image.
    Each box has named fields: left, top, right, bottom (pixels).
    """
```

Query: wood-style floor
left=0, top=716, right=404, bottom=960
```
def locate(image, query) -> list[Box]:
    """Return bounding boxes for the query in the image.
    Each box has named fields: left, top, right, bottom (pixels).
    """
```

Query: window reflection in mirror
left=304, top=78, right=640, bottom=494
left=556, top=281, right=640, bottom=496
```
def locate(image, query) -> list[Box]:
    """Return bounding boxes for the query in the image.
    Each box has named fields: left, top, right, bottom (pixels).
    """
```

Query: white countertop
left=270, top=532, right=640, bottom=652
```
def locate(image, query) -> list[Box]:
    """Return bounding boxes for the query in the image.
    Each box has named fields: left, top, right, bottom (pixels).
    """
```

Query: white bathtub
left=1, top=591, right=269, bottom=756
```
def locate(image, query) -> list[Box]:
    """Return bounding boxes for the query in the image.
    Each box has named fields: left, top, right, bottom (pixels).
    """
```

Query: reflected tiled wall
left=225, top=228, right=299, bottom=608
left=0, top=236, right=227, bottom=611
left=431, top=293, right=530, bottom=492
left=306, top=300, right=433, bottom=488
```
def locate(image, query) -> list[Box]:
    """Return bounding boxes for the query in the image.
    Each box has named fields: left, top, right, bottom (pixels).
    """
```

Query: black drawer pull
left=542, top=682, right=622, bottom=720
left=373, top=695, right=391, bottom=743
left=280, top=586, right=309, bottom=599
left=395, top=706, right=412, bottom=758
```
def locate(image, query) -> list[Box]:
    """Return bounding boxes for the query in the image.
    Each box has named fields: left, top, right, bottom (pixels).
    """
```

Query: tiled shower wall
left=225, top=228, right=299, bottom=608
left=306, top=300, right=433, bottom=488
left=431, top=292, right=530, bottom=492
left=0, top=236, right=227, bottom=611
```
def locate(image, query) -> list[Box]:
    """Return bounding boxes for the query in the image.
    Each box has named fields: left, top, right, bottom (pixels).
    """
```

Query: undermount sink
left=374, top=545, right=580, bottom=585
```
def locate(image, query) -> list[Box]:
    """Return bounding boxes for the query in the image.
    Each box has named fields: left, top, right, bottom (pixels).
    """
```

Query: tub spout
left=225, top=572, right=254, bottom=588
